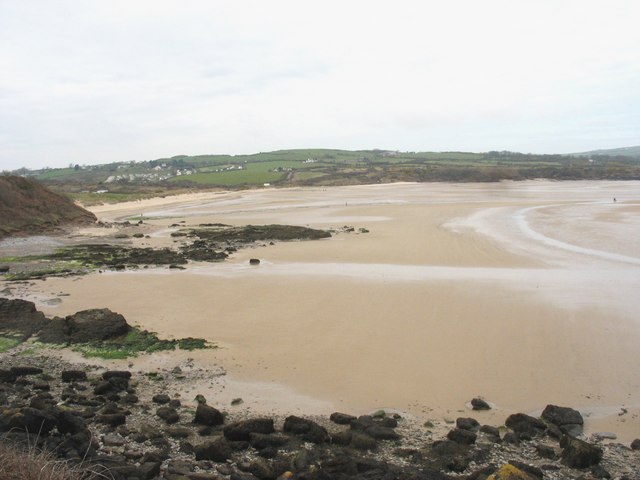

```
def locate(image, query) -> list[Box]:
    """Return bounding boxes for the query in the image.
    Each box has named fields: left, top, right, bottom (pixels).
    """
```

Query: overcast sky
left=1, top=1, right=639, bottom=170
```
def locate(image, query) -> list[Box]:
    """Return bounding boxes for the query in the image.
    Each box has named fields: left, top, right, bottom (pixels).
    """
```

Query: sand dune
left=10, top=180, right=640, bottom=439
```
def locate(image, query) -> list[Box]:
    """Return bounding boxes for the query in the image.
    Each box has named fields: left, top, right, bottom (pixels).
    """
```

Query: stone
left=560, top=435, right=603, bottom=468
left=283, top=415, right=329, bottom=444
left=630, top=438, right=640, bottom=450
left=95, top=413, right=127, bottom=427
left=330, top=412, right=357, bottom=425
left=156, top=406, right=180, bottom=424
left=541, top=404, right=583, bottom=435
left=102, top=433, right=126, bottom=446
left=505, top=413, right=546, bottom=437
left=152, top=393, right=171, bottom=404
left=471, top=397, right=492, bottom=410
left=363, top=425, right=401, bottom=441
left=194, top=437, right=232, bottom=462
left=350, top=432, right=377, bottom=450
left=0, top=298, right=47, bottom=341
left=5, top=407, right=57, bottom=434
left=194, top=403, right=224, bottom=426
left=456, top=417, right=480, bottom=432
left=249, top=258, right=260, bottom=265
left=487, top=463, right=539, bottom=479
left=249, top=433, right=289, bottom=450
left=223, top=418, right=275, bottom=441
left=61, top=370, right=87, bottom=382
left=447, top=428, right=477, bottom=445
left=38, top=309, right=129, bottom=344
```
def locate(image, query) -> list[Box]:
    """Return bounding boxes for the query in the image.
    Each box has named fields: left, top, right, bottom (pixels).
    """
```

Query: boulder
left=38, top=309, right=129, bottom=344
left=0, top=298, right=47, bottom=341
left=560, top=435, right=603, bottom=468
left=505, top=413, right=546, bottom=438
left=249, top=258, right=260, bottom=265
left=223, top=418, right=275, bottom=441
left=631, top=438, right=640, bottom=450
left=194, top=403, right=224, bottom=426
left=61, top=370, right=88, bottom=382
left=456, top=417, right=480, bottom=432
left=249, top=432, right=289, bottom=450
left=330, top=412, right=357, bottom=425
left=152, top=393, right=171, bottom=404
left=194, top=437, right=232, bottom=461
left=283, top=415, right=329, bottom=444
left=447, top=428, right=477, bottom=445
left=156, top=406, right=180, bottom=424
left=5, top=407, right=57, bottom=434
left=471, top=397, right=492, bottom=410
left=95, top=413, right=127, bottom=427
left=541, top=405, right=583, bottom=436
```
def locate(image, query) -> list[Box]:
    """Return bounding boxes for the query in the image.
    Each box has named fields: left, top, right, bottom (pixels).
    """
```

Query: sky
left=1, top=1, right=639, bottom=170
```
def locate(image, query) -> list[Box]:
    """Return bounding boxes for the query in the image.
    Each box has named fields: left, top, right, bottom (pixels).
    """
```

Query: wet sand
left=4, top=181, right=640, bottom=440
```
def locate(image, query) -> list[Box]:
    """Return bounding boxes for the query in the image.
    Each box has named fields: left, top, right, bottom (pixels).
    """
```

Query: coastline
left=2, top=180, right=640, bottom=444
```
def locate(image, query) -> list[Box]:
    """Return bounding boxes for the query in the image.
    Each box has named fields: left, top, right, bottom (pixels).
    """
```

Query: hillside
left=0, top=176, right=96, bottom=238
left=573, top=145, right=640, bottom=158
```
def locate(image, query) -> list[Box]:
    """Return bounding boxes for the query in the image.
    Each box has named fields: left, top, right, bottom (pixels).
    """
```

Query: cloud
left=1, top=0, right=639, bottom=169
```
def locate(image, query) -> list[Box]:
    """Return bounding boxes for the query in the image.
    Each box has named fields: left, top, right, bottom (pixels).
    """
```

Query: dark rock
left=95, top=413, right=126, bottom=427
left=10, top=366, right=43, bottom=376
left=248, top=458, right=274, bottom=480
left=503, top=432, right=520, bottom=445
left=631, top=438, right=640, bottom=450
left=480, top=425, right=500, bottom=437
left=542, top=404, right=584, bottom=435
left=0, top=298, right=47, bottom=341
left=535, top=443, right=556, bottom=459
left=456, top=417, right=480, bottom=432
left=194, top=403, right=224, bottom=426
left=139, top=461, right=162, bottom=479
left=5, top=407, right=57, bottom=434
left=431, top=439, right=472, bottom=473
left=331, top=430, right=352, bottom=446
left=249, top=258, right=260, bottom=265
left=166, top=426, right=193, bottom=439
left=505, top=413, right=547, bottom=437
left=363, top=424, right=401, bottom=440
left=56, top=410, right=87, bottom=435
left=591, top=465, right=611, bottom=479
left=224, top=418, right=275, bottom=441
left=156, top=406, right=180, bottom=424
left=169, top=399, right=181, bottom=408
left=38, top=309, right=129, bottom=344
left=61, top=370, right=87, bottom=382
left=194, top=437, right=232, bottom=461
left=283, top=415, right=329, bottom=444
left=560, top=435, right=603, bottom=468
left=330, top=412, right=357, bottom=425
left=350, top=431, right=378, bottom=450
left=249, top=432, right=289, bottom=450
left=102, top=370, right=132, bottom=381
left=152, top=393, right=171, bottom=404
left=447, top=428, right=477, bottom=445
left=471, top=397, right=491, bottom=410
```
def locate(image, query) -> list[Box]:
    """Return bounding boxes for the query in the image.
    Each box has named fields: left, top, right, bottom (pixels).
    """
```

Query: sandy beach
left=4, top=180, right=640, bottom=441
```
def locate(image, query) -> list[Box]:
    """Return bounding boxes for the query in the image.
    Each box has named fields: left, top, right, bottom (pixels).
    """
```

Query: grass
left=0, top=439, right=98, bottom=480
left=0, top=337, right=20, bottom=353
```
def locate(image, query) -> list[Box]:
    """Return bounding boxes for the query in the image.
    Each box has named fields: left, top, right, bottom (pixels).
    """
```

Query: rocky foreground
left=1, top=301, right=639, bottom=480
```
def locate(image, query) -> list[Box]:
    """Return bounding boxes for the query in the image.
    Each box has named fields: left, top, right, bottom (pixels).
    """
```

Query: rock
left=248, top=458, right=275, bottom=480
left=592, top=432, right=617, bottom=441
left=350, top=432, right=378, bottom=450
left=630, top=438, right=640, bottom=450
left=5, top=407, right=57, bottom=434
left=61, top=370, right=87, bottom=382
left=95, top=413, right=127, bottom=427
left=139, top=461, right=162, bottom=479
left=152, top=393, right=171, bottom=404
left=363, top=425, right=401, bottom=441
left=283, top=415, right=329, bottom=444
left=541, top=404, right=583, bottom=435
left=194, top=403, right=224, bottom=426
left=447, top=428, right=477, bottom=445
left=560, top=435, right=603, bottom=468
left=56, top=410, right=87, bottom=435
left=505, top=413, right=546, bottom=437
left=223, top=418, right=275, bottom=441
left=156, top=406, right=180, bottom=424
left=0, top=265, right=9, bottom=273
left=249, top=258, right=260, bottom=265
left=166, top=426, right=193, bottom=439
left=0, top=298, right=47, bottom=341
left=330, top=412, right=357, bottom=425
left=535, top=443, right=556, bottom=459
left=10, top=366, right=43, bottom=376
left=591, top=465, right=612, bottom=479
left=38, top=309, right=129, bottom=344
left=249, top=433, right=289, bottom=450
left=456, top=417, right=480, bottom=432
left=194, top=437, right=232, bottom=461
left=480, top=425, right=500, bottom=437
left=102, top=433, right=126, bottom=446
left=471, top=397, right=492, bottom=410
left=102, top=370, right=132, bottom=381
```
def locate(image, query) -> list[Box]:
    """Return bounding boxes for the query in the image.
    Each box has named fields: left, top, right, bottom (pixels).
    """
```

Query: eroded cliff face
left=0, top=176, right=96, bottom=238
